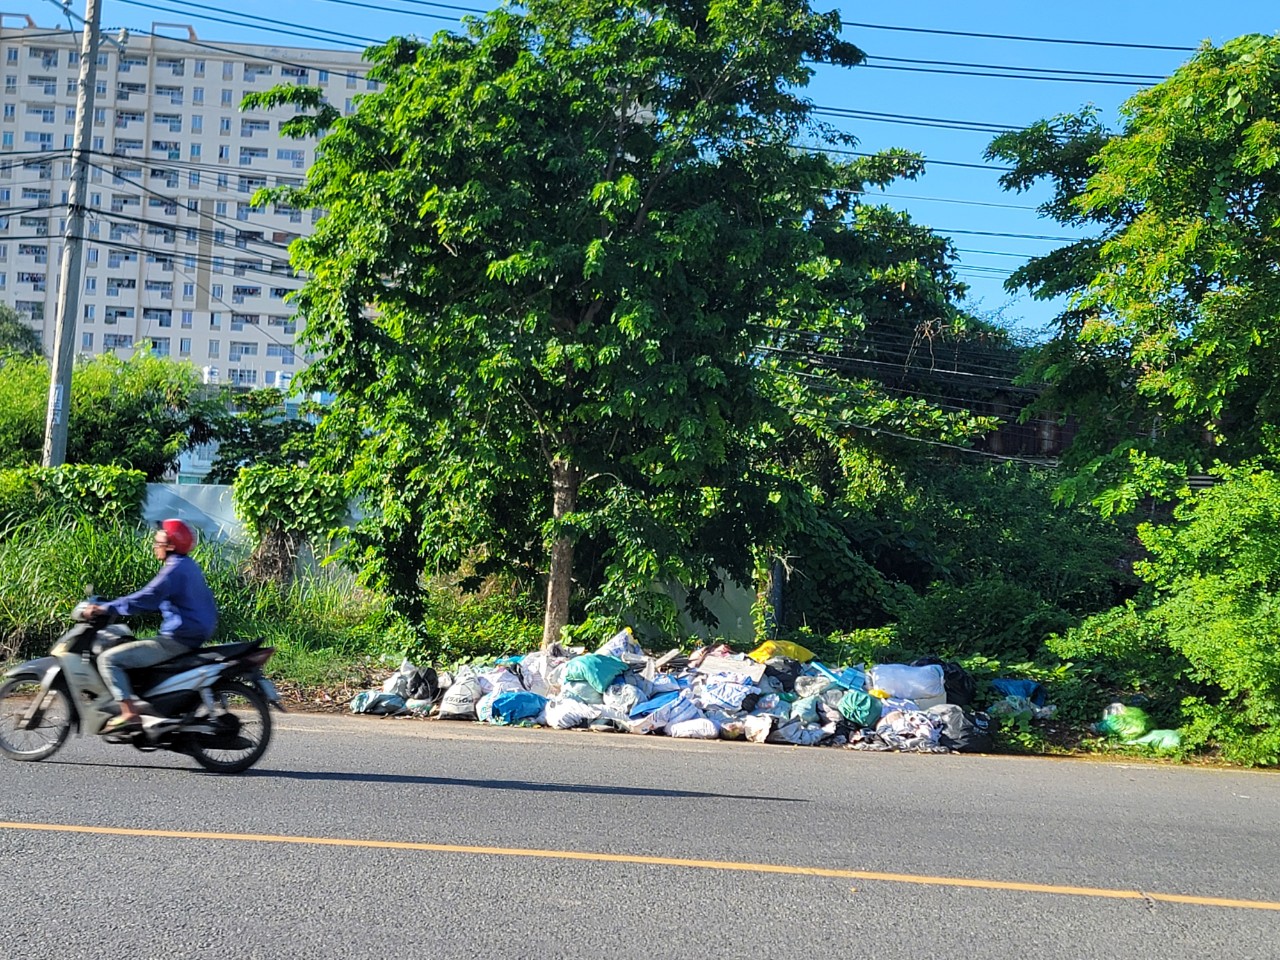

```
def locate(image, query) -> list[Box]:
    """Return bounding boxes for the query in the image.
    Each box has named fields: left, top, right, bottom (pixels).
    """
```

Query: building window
left=208, top=339, right=220, bottom=357
left=181, top=310, right=193, bottom=328
left=179, top=337, right=191, bottom=355
left=81, top=332, right=93, bottom=350
left=210, top=312, right=222, bottom=330
left=182, top=282, right=195, bottom=299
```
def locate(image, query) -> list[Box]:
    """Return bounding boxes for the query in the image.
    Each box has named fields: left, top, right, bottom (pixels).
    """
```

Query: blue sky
left=19, top=0, right=1278, bottom=336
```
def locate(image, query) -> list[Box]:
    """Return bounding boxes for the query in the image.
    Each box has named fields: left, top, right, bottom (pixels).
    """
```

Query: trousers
left=98, top=635, right=192, bottom=702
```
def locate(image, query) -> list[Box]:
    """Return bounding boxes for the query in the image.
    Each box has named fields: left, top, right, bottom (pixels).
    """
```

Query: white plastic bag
left=868, top=663, right=945, bottom=701
left=668, top=718, right=719, bottom=739
left=544, top=698, right=599, bottom=729
left=744, top=714, right=773, bottom=743
left=437, top=677, right=483, bottom=720
left=597, top=627, right=645, bottom=660
left=381, top=658, right=417, bottom=698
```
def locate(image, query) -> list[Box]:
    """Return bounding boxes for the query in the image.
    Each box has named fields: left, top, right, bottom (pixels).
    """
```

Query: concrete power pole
left=42, top=0, right=103, bottom=466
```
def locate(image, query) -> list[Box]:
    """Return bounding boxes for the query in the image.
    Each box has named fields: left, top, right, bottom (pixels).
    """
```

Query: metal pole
left=42, top=0, right=102, bottom=466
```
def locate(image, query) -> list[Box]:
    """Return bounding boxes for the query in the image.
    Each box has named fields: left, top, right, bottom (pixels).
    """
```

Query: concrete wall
left=143, top=482, right=246, bottom=544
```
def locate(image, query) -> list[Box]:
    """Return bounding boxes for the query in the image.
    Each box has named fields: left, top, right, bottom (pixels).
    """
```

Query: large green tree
left=0, top=347, right=215, bottom=479
left=204, top=387, right=316, bottom=484
left=987, top=35, right=1280, bottom=513
left=262, top=0, right=999, bottom=644
left=0, top=304, right=42, bottom=357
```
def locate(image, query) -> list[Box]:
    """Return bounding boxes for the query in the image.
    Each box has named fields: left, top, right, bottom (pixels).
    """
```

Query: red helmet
left=160, top=518, right=196, bottom=555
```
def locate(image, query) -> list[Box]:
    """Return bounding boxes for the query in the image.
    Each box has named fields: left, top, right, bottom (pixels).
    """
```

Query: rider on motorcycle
left=86, top=518, right=218, bottom=734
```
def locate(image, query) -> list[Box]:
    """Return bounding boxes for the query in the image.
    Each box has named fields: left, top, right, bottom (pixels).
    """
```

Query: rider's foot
left=102, top=714, right=141, bottom=734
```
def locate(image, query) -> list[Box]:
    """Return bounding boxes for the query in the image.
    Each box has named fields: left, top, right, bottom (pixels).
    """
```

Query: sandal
left=102, top=714, right=142, bottom=734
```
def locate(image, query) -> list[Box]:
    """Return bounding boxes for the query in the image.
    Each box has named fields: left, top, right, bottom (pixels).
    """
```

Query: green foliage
left=988, top=36, right=1280, bottom=508
left=254, top=0, right=991, bottom=645
left=232, top=464, right=346, bottom=546
left=410, top=579, right=545, bottom=665
left=232, top=464, right=347, bottom=583
left=0, top=465, right=146, bottom=529
left=68, top=348, right=216, bottom=480
left=1047, top=601, right=1190, bottom=714
left=775, top=461, right=1136, bottom=641
left=0, top=304, right=42, bottom=357
left=1134, top=468, right=1280, bottom=764
left=0, top=353, right=48, bottom=468
left=895, top=577, right=1076, bottom=660
left=204, top=388, right=317, bottom=484
left=0, top=349, right=214, bottom=479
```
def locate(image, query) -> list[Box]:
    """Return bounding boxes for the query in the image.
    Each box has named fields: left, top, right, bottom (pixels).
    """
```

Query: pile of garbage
left=350, top=629, right=1022, bottom=754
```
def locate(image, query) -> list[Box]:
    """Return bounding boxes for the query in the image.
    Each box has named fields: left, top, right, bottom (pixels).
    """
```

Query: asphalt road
left=2, top=712, right=1278, bottom=960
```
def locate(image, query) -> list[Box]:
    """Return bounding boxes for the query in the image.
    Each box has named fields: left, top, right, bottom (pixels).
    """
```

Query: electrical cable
left=839, top=20, right=1198, bottom=53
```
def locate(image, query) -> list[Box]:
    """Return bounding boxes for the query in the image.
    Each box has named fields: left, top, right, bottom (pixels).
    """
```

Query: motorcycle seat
left=128, top=640, right=264, bottom=688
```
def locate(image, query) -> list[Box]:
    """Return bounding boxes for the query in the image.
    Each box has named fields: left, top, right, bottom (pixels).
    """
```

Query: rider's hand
left=84, top=604, right=105, bottom=619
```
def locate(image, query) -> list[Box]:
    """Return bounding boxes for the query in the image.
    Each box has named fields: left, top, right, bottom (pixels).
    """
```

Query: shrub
left=894, top=576, right=1076, bottom=660
left=1046, top=601, right=1190, bottom=721
left=0, top=464, right=146, bottom=530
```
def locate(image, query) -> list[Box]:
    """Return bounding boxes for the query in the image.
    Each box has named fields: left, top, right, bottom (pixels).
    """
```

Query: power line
left=840, top=20, right=1198, bottom=53
left=820, top=144, right=1013, bottom=173
left=113, top=0, right=369, bottom=47
left=813, top=106, right=1019, bottom=135
left=868, top=54, right=1166, bottom=82
left=859, top=62, right=1153, bottom=87
left=125, top=0, right=385, bottom=47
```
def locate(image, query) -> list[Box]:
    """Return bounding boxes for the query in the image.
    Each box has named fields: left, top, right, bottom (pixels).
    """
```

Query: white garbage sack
left=544, top=698, right=600, bottom=729
left=744, top=714, right=773, bottom=743
left=668, top=718, right=719, bottom=739
left=597, top=627, right=645, bottom=660
left=438, top=676, right=484, bottom=720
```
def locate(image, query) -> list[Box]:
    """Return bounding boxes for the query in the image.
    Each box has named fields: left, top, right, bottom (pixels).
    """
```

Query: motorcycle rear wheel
left=0, top=678, right=73, bottom=761
left=187, top=679, right=271, bottom=774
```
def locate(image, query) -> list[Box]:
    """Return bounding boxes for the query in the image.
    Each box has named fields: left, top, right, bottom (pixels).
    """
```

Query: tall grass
left=0, top=517, right=407, bottom=683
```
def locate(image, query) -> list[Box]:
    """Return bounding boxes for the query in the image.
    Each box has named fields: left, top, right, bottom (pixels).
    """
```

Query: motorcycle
left=0, top=599, right=283, bottom=774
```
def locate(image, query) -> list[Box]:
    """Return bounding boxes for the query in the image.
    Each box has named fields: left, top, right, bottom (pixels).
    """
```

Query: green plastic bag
left=838, top=688, right=882, bottom=728
left=1127, top=728, right=1182, bottom=751
left=1094, top=705, right=1152, bottom=740
left=561, top=654, right=628, bottom=693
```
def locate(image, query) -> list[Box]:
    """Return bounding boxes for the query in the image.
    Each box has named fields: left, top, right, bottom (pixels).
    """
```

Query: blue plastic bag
left=991, top=678, right=1047, bottom=706
left=488, top=690, right=548, bottom=725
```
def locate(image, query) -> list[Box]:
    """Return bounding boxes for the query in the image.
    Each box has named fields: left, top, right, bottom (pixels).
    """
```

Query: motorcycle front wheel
left=187, top=679, right=272, bottom=774
left=0, top=678, right=73, bottom=761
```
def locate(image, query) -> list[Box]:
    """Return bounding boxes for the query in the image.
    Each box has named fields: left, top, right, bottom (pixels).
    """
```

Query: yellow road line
left=2, top=820, right=1278, bottom=912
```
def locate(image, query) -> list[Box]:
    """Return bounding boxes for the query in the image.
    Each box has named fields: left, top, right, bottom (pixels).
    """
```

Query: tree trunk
left=248, top=524, right=303, bottom=585
left=542, top=458, right=581, bottom=650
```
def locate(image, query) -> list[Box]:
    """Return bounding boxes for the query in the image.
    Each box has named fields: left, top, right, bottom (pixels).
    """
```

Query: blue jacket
left=104, top=554, right=218, bottom=647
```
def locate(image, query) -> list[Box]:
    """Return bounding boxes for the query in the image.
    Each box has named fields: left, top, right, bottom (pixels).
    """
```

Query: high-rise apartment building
left=0, top=17, right=368, bottom=388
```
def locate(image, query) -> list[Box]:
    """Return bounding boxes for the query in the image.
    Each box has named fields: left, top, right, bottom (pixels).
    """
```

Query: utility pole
left=42, top=0, right=102, bottom=466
